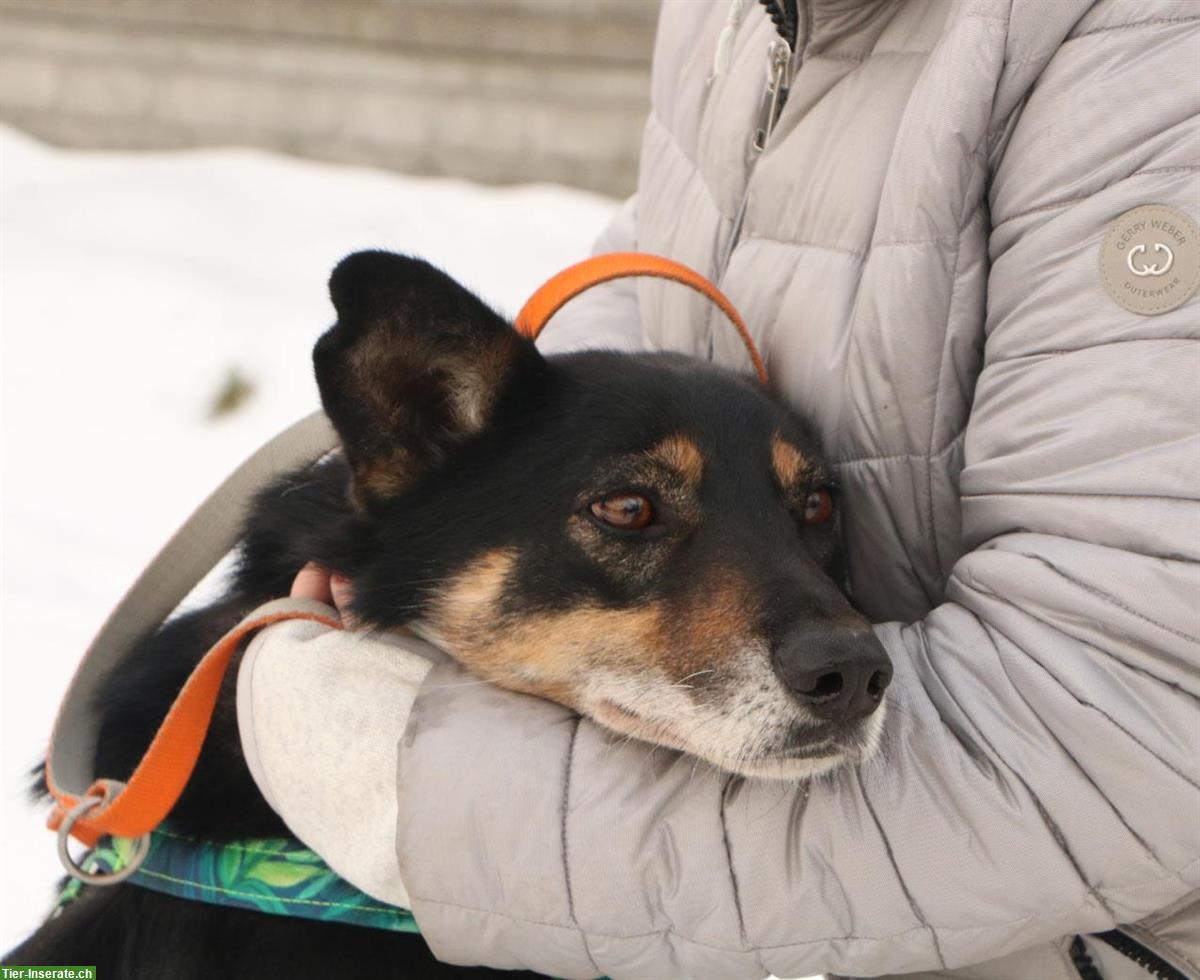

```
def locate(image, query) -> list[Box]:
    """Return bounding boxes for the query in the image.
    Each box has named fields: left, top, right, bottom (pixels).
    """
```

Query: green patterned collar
left=57, top=826, right=419, bottom=935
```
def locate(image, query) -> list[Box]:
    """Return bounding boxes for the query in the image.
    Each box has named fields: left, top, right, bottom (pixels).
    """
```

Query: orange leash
left=47, top=603, right=342, bottom=852
left=515, top=252, right=768, bottom=385
left=45, top=251, right=763, bottom=876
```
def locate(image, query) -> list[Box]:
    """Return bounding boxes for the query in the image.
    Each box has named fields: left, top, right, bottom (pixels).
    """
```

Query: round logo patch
left=1100, top=204, right=1200, bottom=315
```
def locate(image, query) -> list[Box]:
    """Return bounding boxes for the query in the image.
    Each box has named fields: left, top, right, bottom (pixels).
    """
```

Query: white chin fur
left=583, top=658, right=889, bottom=782
left=715, top=701, right=888, bottom=780
left=723, top=753, right=847, bottom=780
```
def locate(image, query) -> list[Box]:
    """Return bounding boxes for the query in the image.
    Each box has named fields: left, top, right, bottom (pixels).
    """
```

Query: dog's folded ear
left=315, top=250, right=541, bottom=504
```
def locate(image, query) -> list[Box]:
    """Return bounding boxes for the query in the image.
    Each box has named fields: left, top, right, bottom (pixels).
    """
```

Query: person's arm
left=236, top=565, right=440, bottom=909
left=390, top=30, right=1200, bottom=980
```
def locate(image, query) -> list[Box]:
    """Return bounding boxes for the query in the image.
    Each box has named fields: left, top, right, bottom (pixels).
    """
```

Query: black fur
left=9, top=253, right=878, bottom=976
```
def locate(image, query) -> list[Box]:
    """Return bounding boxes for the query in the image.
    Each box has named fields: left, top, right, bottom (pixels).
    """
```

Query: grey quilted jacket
left=395, top=2, right=1200, bottom=977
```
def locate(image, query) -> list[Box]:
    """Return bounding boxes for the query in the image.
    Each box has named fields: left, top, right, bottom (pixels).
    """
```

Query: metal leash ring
left=56, top=796, right=152, bottom=886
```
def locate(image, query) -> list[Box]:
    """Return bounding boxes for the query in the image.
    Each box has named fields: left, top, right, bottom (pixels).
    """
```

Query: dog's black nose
left=771, top=628, right=893, bottom=722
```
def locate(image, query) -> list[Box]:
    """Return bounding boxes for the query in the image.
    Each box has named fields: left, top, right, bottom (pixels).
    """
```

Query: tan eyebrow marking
left=645, top=434, right=704, bottom=486
left=771, top=433, right=810, bottom=487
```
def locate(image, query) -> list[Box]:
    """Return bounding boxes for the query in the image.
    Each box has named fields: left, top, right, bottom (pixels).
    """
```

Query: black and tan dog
left=9, top=252, right=891, bottom=977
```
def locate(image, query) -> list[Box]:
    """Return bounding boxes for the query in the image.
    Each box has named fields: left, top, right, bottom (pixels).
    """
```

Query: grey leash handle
left=46, top=410, right=339, bottom=861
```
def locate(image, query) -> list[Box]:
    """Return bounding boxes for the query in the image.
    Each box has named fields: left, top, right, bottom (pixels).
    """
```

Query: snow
left=0, top=125, right=618, bottom=950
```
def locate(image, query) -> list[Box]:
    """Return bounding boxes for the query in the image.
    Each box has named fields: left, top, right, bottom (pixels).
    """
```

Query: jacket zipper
left=751, top=36, right=794, bottom=155
left=708, top=0, right=809, bottom=358
left=733, top=5, right=806, bottom=254
left=756, top=0, right=799, bottom=50
left=1089, top=929, right=1191, bottom=980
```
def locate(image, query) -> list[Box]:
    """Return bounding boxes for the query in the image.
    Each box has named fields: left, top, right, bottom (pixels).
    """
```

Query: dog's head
left=315, top=251, right=891, bottom=779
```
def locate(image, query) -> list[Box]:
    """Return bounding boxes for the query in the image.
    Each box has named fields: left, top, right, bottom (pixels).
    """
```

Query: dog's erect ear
left=314, top=251, right=541, bottom=502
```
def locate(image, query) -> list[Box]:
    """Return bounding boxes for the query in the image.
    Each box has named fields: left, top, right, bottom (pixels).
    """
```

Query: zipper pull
left=751, top=37, right=793, bottom=156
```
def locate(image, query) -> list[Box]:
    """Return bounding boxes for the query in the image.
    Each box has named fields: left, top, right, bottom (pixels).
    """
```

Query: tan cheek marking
left=646, top=434, right=704, bottom=487
left=653, top=567, right=763, bottom=682
left=428, top=554, right=764, bottom=712
left=426, top=548, right=665, bottom=707
left=771, top=434, right=810, bottom=488
left=430, top=548, right=517, bottom=632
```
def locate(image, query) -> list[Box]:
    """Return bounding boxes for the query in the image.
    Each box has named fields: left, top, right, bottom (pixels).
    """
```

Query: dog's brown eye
left=590, top=494, right=654, bottom=530
left=804, top=489, right=834, bottom=525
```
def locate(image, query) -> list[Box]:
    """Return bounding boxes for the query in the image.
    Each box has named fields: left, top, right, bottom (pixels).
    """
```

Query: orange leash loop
left=515, top=252, right=769, bottom=386
left=47, top=607, right=343, bottom=846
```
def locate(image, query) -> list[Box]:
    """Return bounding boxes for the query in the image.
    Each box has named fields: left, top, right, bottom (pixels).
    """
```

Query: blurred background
left=1, top=0, right=656, bottom=951
left=0, top=0, right=655, bottom=194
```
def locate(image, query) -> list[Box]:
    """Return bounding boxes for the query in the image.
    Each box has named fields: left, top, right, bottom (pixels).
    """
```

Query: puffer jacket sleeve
left=532, top=193, right=646, bottom=356
left=393, top=22, right=1200, bottom=980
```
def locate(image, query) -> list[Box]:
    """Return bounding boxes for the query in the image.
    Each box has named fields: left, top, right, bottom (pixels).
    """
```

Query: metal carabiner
left=56, top=795, right=152, bottom=886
